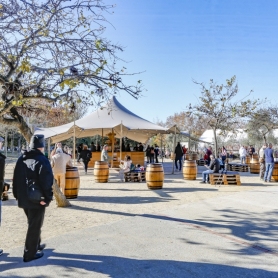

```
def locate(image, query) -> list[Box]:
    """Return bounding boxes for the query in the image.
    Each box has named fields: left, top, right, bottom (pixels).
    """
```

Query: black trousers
left=23, top=207, right=45, bottom=259
left=83, top=161, right=89, bottom=172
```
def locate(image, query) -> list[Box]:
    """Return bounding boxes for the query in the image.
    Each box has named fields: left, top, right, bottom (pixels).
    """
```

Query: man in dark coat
left=13, top=134, right=53, bottom=262
left=0, top=139, right=6, bottom=256
left=174, top=142, right=183, bottom=171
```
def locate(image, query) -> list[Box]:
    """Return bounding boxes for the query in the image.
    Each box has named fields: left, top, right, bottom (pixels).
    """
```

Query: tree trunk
left=212, top=128, right=218, bottom=157
left=53, top=178, right=71, bottom=207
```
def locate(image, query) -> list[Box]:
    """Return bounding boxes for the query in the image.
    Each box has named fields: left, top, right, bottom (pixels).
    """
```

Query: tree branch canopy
left=186, top=76, right=261, bottom=154
left=0, top=0, right=143, bottom=140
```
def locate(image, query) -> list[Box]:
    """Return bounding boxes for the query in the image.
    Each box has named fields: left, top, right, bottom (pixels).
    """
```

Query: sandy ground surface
left=1, top=158, right=271, bottom=252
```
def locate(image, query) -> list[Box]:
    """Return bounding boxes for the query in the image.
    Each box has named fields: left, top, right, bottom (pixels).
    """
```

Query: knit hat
left=29, top=134, right=45, bottom=149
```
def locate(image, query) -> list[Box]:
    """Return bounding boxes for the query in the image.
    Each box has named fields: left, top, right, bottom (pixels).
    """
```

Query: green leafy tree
left=0, top=0, right=143, bottom=141
left=186, top=76, right=260, bottom=155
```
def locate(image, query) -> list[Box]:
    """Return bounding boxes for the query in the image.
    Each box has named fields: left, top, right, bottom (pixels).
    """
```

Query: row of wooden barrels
left=63, top=162, right=167, bottom=199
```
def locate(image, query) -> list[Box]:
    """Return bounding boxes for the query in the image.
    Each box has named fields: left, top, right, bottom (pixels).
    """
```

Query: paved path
left=1, top=161, right=278, bottom=277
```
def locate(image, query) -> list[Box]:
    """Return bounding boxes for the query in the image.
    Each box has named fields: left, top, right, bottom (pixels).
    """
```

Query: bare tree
left=186, top=76, right=261, bottom=155
left=245, top=105, right=278, bottom=144
left=0, top=0, right=143, bottom=141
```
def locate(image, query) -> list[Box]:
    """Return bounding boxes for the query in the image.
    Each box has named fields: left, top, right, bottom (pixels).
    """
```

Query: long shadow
left=73, top=195, right=174, bottom=204
left=1, top=251, right=277, bottom=277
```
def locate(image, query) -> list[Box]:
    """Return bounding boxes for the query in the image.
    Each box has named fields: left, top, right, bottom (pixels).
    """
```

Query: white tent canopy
left=35, top=97, right=173, bottom=143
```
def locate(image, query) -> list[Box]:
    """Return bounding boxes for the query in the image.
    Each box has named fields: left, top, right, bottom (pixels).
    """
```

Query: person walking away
left=174, top=142, right=183, bottom=171
left=154, top=145, right=159, bottom=163
left=51, top=147, right=72, bottom=193
left=12, top=134, right=53, bottom=262
left=0, top=139, right=6, bottom=256
left=263, top=143, right=274, bottom=182
left=221, top=146, right=227, bottom=164
left=101, top=145, right=112, bottom=165
left=145, top=145, right=151, bottom=163
left=259, top=144, right=267, bottom=181
left=239, top=146, right=247, bottom=164
left=149, top=146, right=155, bottom=163
left=79, top=145, right=92, bottom=174
left=200, top=154, right=220, bottom=183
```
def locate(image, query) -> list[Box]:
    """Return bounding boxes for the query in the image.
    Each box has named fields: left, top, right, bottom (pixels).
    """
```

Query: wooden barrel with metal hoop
left=185, top=153, right=198, bottom=161
left=249, top=163, right=260, bottom=174
left=146, top=163, right=164, bottom=189
left=65, top=167, right=80, bottom=199
left=250, top=154, right=259, bottom=164
left=183, top=160, right=197, bottom=180
left=94, top=161, right=109, bottom=183
left=272, top=162, right=278, bottom=181
left=245, top=156, right=250, bottom=165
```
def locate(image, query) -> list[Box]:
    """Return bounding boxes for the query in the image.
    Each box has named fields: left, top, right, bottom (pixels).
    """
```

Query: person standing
left=101, top=145, right=111, bottom=163
left=263, top=143, right=275, bottom=182
left=0, top=139, right=6, bottom=256
left=77, top=143, right=83, bottom=162
left=79, top=145, right=92, bottom=174
left=90, top=142, right=96, bottom=152
left=239, top=145, right=247, bottom=164
left=149, top=145, right=155, bottom=163
left=154, top=145, right=159, bottom=163
left=51, top=147, right=72, bottom=193
left=145, top=145, right=151, bottom=163
left=259, top=144, right=267, bottom=181
left=174, top=142, right=183, bottom=171
left=221, top=146, right=227, bottom=164
left=12, top=134, right=53, bottom=262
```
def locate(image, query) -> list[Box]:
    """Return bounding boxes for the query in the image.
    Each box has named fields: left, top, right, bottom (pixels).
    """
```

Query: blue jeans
left=240, top=156, right=246, bottom=164
left=202, top=170, right=213, bottom=182
left=264, top=163, right=274, bottom=181
left=175, top=157, right=182, bottom=170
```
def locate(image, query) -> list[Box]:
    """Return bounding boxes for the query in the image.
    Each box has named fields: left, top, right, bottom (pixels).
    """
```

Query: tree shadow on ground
left=142, top=208, right=278, bottom=256
left=0, top=251, right=277, bottom=278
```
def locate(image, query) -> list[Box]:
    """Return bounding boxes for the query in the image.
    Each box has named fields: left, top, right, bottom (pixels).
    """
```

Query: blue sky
left=102, top=0, right=278, bottom=123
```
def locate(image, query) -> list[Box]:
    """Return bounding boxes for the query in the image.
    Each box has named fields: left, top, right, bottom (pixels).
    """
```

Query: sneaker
left=23, top=251, right=44, bottom=263
left=199, top=181, right=206, bottom=184
left=0, top=249, right=3, bottom=256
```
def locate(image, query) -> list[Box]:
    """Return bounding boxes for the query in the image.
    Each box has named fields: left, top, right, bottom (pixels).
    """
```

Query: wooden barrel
left=65, top=167, right=80, bottom=199
left=94, top=161, right=109, bottom=183
left=272, top=162, right=278, bottom=181
left=246, top=156, right=250, bottom=165
left=146, top=163, right=164, bottom=189
left=249, top=163, right=260, bottom=174
left=183, top=160, right=197, bottom=180
left=185, top=153, right=198, bottom=161
left=250, top=154, right=259, bottom=164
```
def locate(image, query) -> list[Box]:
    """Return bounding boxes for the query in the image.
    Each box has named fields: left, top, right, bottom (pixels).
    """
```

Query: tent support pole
left=172, top=126, right=177, bottom=174
left=111, top=128, right=114, bottom=168
left=102, top=129, right=103, bottom=147
left=73, top=119, right=76, bottom=166
left=120, top=122, right=123, bottom=162
left=160, top=134, right=163, bottom=163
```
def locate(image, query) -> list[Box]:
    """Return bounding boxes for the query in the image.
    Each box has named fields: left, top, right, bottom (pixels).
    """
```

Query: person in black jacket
left=174, top=142, right=183, bottom=171
left=13, top=134, right=53, bottom=262
left=0, top=139, right=6, bottom=256
left=200, top=154, right=220, bottom=183
left=79, top=144, right=92, bottom=174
